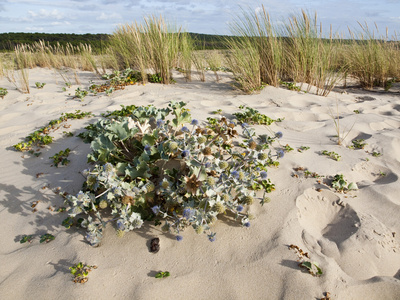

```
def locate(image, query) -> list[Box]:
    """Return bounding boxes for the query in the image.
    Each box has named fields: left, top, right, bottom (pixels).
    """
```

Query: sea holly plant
left=65, top=101, right=284, bottom=246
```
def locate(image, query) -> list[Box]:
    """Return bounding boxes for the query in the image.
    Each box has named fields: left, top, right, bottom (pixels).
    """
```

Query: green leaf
left=314, top=263, right=323, bottom=275
left=39, top=234, right=55, bottom=243
left=348, top=182, right=358, bottom=190
left=142, top=134, right=157, bottom=146
left=155, top=271, right=170, bottom=278
left=62, top=217, right=74, bottom=229
left=20, top=235, right=33, bottom=244
left=300, top=261, right=312, bottom=270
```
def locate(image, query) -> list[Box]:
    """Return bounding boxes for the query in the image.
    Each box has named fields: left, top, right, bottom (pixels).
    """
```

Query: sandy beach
left=1, top=68, right=399, bottom=300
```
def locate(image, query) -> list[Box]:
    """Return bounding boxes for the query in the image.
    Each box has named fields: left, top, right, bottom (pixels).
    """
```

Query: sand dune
left=1, top=68, right=399, bottom=299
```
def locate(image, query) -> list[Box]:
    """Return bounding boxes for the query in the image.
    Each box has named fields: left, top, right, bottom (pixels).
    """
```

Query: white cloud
left=96, top=12, right=122, bottom=21
left=28, top=9, right=64, bottom=20
left=25, top=26, right=44, bottom=31
left=51, top=21, right=71, bottom=26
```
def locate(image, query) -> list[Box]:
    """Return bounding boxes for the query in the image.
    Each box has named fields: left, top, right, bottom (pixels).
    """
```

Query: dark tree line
left=0, top=32, right=110, bottom=53
left=0, top=32, right=231, bottom=53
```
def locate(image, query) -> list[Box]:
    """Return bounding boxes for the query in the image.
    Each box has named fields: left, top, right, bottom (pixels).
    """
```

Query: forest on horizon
left=0, top=32, right=228, bottom=52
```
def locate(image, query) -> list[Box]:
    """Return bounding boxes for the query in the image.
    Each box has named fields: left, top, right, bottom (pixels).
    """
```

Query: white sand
left=1, top=68, right=399, bottom=299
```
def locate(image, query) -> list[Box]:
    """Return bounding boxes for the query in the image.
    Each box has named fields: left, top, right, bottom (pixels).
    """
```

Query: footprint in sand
left=296, top=188, right=400, bottom=280
left=297, top=188, right=360, bottom=245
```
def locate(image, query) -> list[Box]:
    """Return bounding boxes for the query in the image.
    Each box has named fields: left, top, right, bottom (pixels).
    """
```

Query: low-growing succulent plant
left=65, top=101, right=284, bottom=246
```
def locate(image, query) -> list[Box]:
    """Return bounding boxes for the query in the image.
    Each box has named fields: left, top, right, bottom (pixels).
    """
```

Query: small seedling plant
left=35, top=82, right=46, bottom=89
left=371, top=151, right=382, bottom=157
left=155, top=271, right=170, bottom=278
left=0, top=87, right=8, bottom=98
left=321, top=150, right=341, bottom=161
left=331, top=174, right=358, bottom=192
left=50, top=148, right=71, bottom=167
left=20, top=235, right=34, bottom=244
left=283, top=144, right=294, bottom=152
left=349, top=139, right=367, bottom=150
left=20, top=233, right=55, bottom=244
left=297, top=146, right=310, bottom=153
left=13, top=110, right=92, bottom=153
left=289, top=244, right=322, bottom=276
left=211, top=109, right=223, bottom=115
left=39, top=234, right=55, bottom=243
left=233, top=105, right=276, bottom=125
left=69, top=262, right=97, bottom=284
left=279, top=80, right=301, bottom=91
left=65, top=102, right=284, bottom=246
left=74, top=87, right=88, bottom=101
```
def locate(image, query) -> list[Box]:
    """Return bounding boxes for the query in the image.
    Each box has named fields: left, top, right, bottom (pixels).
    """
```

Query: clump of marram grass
left=109, top=15, right=192, bottom=84
left=65, top=101, right=284, bottom=246
left=345, top=22, right=399, bottom=89
left=226, top=5, right=283, bottom=93
left=282, top=10, right=344, bottom=96
left=226, top=7, right=343, bottom=96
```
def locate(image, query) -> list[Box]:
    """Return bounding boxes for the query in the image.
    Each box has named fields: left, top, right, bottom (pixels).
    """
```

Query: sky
left=0, top=0, right=399, bottom=36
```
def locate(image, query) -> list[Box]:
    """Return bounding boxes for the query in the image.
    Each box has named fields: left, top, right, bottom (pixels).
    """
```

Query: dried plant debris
left=321, top=292, right=331, bottom=300
left=289, top=244, right=310, bottom=259
left=150, top=237, right=160, bottom=253
left=288, top=244, right=322, bottom=276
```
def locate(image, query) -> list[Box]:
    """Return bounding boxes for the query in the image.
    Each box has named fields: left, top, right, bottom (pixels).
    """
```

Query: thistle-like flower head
left=184, top=174, right=202, bottom=194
